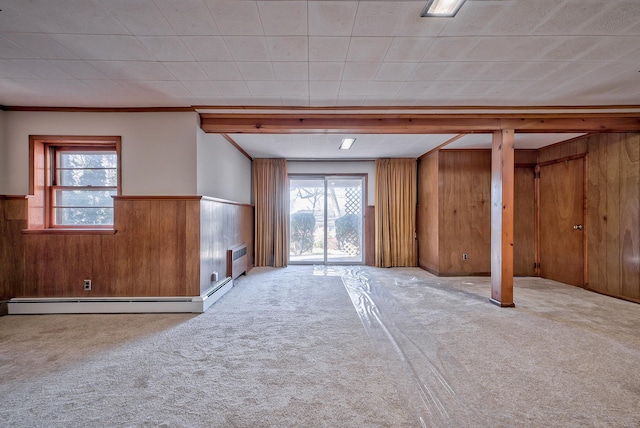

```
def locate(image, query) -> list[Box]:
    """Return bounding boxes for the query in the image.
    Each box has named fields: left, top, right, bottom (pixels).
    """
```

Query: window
left=50, top=147, right=118, bottom=226
left=29, top=136, right=121, bottom=230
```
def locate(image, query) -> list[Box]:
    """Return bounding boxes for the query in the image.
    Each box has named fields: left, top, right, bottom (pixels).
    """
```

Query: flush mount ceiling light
left=420, top=0, right=467, bottom=17
left=339, top=138, right=356, bottom=150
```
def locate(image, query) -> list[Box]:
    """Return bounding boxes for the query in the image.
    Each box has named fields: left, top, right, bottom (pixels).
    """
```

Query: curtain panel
left=253, top=158, right=288, bottom=267
left=375, top=158, right=417, bottom=267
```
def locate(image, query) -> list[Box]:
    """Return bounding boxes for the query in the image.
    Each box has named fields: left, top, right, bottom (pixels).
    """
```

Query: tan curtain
left=375, top=158, right=417, bottom=267
left=253, top=158, right=288, bottom=267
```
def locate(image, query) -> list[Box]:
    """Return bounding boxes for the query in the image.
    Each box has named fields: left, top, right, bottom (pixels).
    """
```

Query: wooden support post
left=490, top=130, right=516, bottom=307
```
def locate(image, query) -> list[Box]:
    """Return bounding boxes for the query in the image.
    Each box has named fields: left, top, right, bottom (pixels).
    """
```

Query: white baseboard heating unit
left=8, top=277, right=233, bottom=315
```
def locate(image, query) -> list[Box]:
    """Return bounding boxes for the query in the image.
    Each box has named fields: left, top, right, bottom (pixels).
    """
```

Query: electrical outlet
left=211, top=272, right=218, bottom=282
left=84, top=279, right=92, bottom=291
left=462, top=253, right=468, bottom=261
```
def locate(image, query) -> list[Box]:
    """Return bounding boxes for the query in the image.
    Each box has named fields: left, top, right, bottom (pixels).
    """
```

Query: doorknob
left=573, top=224, right=583, bottom=230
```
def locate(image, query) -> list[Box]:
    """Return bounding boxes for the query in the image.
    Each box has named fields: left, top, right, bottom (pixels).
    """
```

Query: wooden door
left=539, top=158, right=585, bottom=286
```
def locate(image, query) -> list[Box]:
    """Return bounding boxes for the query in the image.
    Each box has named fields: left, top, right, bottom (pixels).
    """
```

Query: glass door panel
left=289, top=175, right=365, bottom=264
left=326, top=177, right=364, bottom=263
left=289, top=178, right=325, bottom=263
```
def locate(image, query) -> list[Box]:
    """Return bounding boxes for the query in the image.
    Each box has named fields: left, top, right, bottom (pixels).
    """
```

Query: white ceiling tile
left=397, top=81, right=432, bottom=98
left=0, top=6, right=40, bottom=32
left=308, top=1, right=358, bottom=36
left=284, top=97, right=310, bottom=107
left=340, top=81, right=402, bottom=97
left=182, top=80, right=221, bottom=97
left=119, top=80, right=192, bottom=98
left=407, top=63, right=449, bottom=81
left=246, top=80, right=307, bottom=97
left=422, top=37, right=477, bottom=62
left=10, top=60, right=75, bottom=80
left=88, top=61, right=174, bottom=80
left=541, top=37, right=604, bottom=62
left=100, top=0, right=175, bottom=36
left=441, top=62, right=491, bottom=81
left=309, top=62, right=344, bottom=81
left=476, top=62, right=523, bottom=81
left=342, top=62, right=380, bottom=81
left=438, top=1, right=508, bottom=36
left=51, top=35, right=155, bottom=61
left=199, top=62, right=242, bottom=81
left=49, top=60, right=108, bottom=80
left=0, top=35, right=40, bottom=59
left=182, top=36, right=233, bottom=61
left=352, top=2, right=404, bottom=36
left=375, top=63, right=418, bottom=81
left=385, top=37, right=435, bottom=62
left=532, top=1, right=612, bottom=35
left=237, top=62, right=275, bottom=81
left=153, top=0, right=219, bottom=35
left=258, top=1, right=307, bottom=36
left=214, top=81, right=251, bottom=97
left=309, top=37, right=350, bottom=61
left=0, top=60, right=40, bottom=79
left=137, top=36, right=194, bottom=61
left=273, top=62, right=309, bottom=81
left=164, top=62, right=210, bottom=81
left=391, top=2, right=448, bottom=37
left=577, top=36, right=640, bottom=61
left=4, top=34, right=78, bottom=60
left=483, top=0, right=566, bottom=36
left=266, top=37, right=308, bottom=62
left=224, top=36, right=270, bottom=61
left=466, top=36, right=552, bottom=62
left=310, top=81, right=340, bottom=98
left=346, top=37, right=393, bottom=62
left=206, top=0, right=263, bottom=35
left=1, top=0, right=130, bottom=35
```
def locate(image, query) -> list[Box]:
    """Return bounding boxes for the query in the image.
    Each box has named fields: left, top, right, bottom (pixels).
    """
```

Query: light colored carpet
left=1, top=266, right=639, bottom=427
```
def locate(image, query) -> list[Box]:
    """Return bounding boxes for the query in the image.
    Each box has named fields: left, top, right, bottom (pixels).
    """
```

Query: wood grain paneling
left=199, top=198, right=253, bottom=294
left=0, top=198, right=27, bottom=301
left=2, top=195, right=252, bottom=299
left=417, top=153, right=439, bottom=273
left=439, top=150, right=492, bottom=275
left=586, top=133, right=640, bottom=302
left=514, top=167, right=536, bottom=276
left=537, top=138, right=588, bottom=164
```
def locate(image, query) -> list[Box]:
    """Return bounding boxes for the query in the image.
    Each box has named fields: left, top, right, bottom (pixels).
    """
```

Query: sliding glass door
left=289, top=176, right=365, bottom=264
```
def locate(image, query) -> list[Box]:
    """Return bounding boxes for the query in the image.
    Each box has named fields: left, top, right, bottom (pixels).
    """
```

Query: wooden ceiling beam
left=200, top=113, right=640, bottom=134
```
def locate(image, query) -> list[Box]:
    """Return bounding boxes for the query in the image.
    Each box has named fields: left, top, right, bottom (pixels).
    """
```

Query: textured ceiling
left=0, top=0, right=637, bottom=157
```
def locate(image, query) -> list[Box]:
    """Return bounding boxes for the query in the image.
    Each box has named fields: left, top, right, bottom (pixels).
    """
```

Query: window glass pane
left=58, top=152, right=117, bottom=186
left=289, top=178, right=325, bottom=263
left=54, top=207, right=114, bottom=226
left=59, top=168, right=117, bottom=186
left=55, top=189, right=116, bottom=208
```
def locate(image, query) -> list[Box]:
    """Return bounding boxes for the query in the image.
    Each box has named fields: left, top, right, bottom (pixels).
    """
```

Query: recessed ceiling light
left=339, top=138, right=356, bottom=150
left=420, top=0, right=467, bottom=17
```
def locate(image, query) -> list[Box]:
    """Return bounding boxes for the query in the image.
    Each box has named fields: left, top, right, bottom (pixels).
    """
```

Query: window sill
left=22, top=228, right=117, bottom=235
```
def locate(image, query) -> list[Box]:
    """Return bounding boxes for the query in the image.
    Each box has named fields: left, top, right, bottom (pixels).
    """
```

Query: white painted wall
left=196, top=129, right=252, bottom=204
left=287, top=161, right=376, bottom=205
left=1, top=111, right=198, bottom=196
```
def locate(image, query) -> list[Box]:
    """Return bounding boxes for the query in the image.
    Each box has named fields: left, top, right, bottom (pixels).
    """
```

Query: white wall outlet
left=211, top=272, right=218, bottom=282
left=84, top=279, right=92, bottom=291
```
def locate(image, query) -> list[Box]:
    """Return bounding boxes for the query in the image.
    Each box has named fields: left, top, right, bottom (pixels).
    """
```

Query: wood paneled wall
left=0, top=196, right=253, bottom=299
left=586, top=133, right=640, bottom=302
left=0, top=197, right=27, bottom=302
left=417, top=153, right=439, bottom=273
left=200, top=197, right=253, bottom=295
left=417, top=149, right=536, bottom=276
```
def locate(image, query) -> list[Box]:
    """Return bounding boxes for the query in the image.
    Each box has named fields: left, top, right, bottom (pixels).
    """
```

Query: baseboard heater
left=8, top=277, right=233, bottom=315
left=227, top=243, right=248, bottom=280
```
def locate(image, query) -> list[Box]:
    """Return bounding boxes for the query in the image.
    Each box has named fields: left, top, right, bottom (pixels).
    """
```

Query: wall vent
left=227, top=243, right=248, bottom=280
